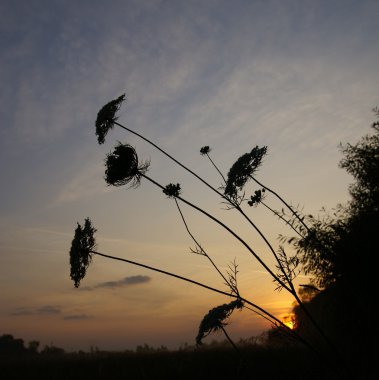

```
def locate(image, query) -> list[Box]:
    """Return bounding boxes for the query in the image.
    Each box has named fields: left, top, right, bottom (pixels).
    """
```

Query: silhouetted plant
left=223, top=146, right=267, bottom=200
left=95, top=94, right=125, bottom=144
left=196, top=299, right=244, bottom=349
left=163, top=183, right=181, bottom=198
left=247, top=189, right=266, bottom=207
left=105, top=143, right=149, bottom=187
left=68, top=94, right=351, bottom=370
left=200, top=144, right=339, bottom=354
left=70, top=218, right=97, bottom=288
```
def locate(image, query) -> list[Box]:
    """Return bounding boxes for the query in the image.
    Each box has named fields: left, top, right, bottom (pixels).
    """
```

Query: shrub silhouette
left=281, top=109, right=379, bottom=375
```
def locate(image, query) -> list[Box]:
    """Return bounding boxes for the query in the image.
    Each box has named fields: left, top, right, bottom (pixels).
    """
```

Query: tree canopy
left=287, top=109, right=379, bottom=368
left=291, top=109, right=379, bottom=289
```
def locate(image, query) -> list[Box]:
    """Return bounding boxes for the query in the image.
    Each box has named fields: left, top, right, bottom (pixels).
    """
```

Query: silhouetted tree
left=289, top=109, right=379, bottom=288
left=40, top=344, right=65, bottom=356
left=0, top=334, right=27, bottom=355
left=27, top=340, right=40, bottom=354
left=285, top=109, right=379, bottom=373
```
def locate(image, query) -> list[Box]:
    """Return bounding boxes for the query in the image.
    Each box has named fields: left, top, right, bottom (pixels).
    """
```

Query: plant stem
left=115, top=121, right=294, bottom=293
left=140, top=173, right=291, bottom=293
left=174, top=198, right=234, bottom=293
left=90, top=249, right=320, bottom=359
left=261, top=201, right=304, bottom=238
left=221, top=326, right=240, bottom=355
left=205, top=152, right=227, bottom=184
left=112, top=121, right=338, bottom=364
left=251, top=176, right=312, bottom=235
left=203, top=151, right=294, bottom=292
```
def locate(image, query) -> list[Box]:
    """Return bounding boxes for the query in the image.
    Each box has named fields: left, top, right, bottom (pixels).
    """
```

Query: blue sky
left=0, top=0, right=378, bottom=351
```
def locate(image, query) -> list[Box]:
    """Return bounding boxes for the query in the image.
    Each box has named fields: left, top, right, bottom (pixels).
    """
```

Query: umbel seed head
left=69, top=218, right=97, bottom=288
left=105, top=143, right=150, bottom=187
left=95, top=94, right=126, bottom=144
left=200, top=146, right=211, bottom=155
left=163, top=183, right=181, bottom=198
left=224, top=146, right=267, bottom=198
left=248, top=188, right=266, bottom=207
left=196, top=299, right=243, bottom=345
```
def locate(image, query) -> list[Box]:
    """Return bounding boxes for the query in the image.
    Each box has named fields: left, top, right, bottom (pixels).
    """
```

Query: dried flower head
left=69, top=218, right=97, bottom=288
left=196, top=299, right=243, bottom=345
left=95, top=94, right=126, bottom=144
left=247, top=188, right=266, bottom=207
left=224, top=146, right=267, bottom=198
left=105, top=143, right=150, bottom=187
left=200, top=146, right=211, bottom=155
left=163, top=183, right=181, bottom=198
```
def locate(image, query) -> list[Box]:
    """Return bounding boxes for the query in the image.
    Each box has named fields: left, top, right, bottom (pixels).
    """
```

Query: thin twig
left=174, top=198, right=233, bottom=292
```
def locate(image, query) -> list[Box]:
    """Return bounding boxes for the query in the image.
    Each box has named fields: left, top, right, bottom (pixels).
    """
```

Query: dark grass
left=0, top=344, right=351, bottom=380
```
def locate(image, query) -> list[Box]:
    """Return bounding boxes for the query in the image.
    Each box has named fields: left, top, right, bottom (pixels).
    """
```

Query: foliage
left=339, top=114, right=379, bottom=214
left=277, top=110, right=379, bottom=373
left=287, top=111, right=379, bottom=289
left=0, top=334, right=41, bottom=356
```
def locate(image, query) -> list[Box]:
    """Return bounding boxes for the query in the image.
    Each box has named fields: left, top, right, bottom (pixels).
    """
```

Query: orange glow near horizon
left=282, top=314, right=296, bottom=330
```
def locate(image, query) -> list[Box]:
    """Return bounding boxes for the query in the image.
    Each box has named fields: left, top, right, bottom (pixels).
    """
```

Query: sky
left=0, top=0, right=378, bottom=352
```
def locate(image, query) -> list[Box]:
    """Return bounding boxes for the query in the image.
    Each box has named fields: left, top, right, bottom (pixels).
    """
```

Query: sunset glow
left=1, top=0, right=378, bottom=352
left=282, top=315, right=296, bottom=330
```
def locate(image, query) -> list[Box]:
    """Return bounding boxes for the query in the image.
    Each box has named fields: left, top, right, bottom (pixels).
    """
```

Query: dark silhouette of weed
left=68, top=94, right=359, bottom=376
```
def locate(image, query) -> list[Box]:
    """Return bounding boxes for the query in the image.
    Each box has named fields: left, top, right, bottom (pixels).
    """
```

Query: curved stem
left=112, top=121, right=337, bottom=362
left=90, top=249, right=320, bottom=359
left=261, top=201, right=304, bottom=239
left=174, top=198, right=233, bottom=293
left=251, top=176, right=312, bottom=235
left=221, top=326, right=240, bottom=355
left=115, top=121, right=223, bottom=199
left=204, top=151, right=293, bottom=291
left=140, top=173, right=291, bottom=293
left=205, top=153, right=227, bottom=184
left=235, top=204, right=293, bottom=291
left=145, top=174, right=341, bottom=362
left=250, top=177, right=346, bottom=362
left=91, top=250, right=234, bottom=299
left=115, top=121, right=292, bottom=292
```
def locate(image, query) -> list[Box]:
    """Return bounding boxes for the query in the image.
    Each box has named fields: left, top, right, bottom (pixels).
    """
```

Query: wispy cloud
left=10, top=308, right=34, bottom=316
left=11, top=305, right=61, bottom=316
left=83, top=275, right=151, bottom=291
left=63, top=314, right=93, bottom=321
left=36, top=305, right=61, bottom=314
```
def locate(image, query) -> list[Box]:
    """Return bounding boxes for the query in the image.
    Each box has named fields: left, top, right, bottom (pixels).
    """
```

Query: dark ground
left=1, top=344, right=374, bottom=380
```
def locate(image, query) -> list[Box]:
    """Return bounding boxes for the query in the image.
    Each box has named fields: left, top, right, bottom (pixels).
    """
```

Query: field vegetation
left=0, top=333, right=338, bottom=379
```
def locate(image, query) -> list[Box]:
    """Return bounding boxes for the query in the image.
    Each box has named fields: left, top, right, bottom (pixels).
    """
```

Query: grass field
left=1, top=343, right=353, bottom=380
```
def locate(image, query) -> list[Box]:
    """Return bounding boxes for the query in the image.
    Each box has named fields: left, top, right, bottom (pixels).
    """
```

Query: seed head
left=224, top=146, right=267, bottom=198
left=104, top=143, right=150, bottom=187
left=95, top=94, right=126, bottom=144
left=69, top=218, right=97, bottom=288
left=163, top=183, right=181, bottom=198
left=200, top=146, right=211, bottom=155
left=196, top=299, right=243, bottom=345
left=248, top=188, right=266, bottom=207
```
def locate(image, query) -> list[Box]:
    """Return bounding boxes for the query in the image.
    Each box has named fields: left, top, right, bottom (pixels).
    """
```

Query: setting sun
left=282, top=315, right=296, bottom=330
